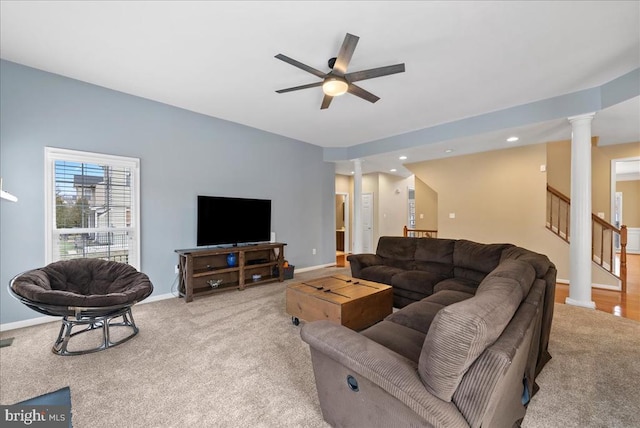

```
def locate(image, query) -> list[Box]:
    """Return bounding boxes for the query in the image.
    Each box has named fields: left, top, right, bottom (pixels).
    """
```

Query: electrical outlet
left=312, top=248, right=316, bottom=255
left=174, top=265, right=179, bottom=274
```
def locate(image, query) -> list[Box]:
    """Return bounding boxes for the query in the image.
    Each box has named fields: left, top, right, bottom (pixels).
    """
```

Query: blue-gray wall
left=0, top=60, right=336, bottom=324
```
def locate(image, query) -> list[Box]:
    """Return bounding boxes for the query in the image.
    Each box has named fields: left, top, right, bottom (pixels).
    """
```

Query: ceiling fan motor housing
left=275, top=33, right=405, bottom=109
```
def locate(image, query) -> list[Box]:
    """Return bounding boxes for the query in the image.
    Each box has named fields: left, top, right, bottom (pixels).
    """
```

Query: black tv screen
left=197, top=196, right=271, bottom=246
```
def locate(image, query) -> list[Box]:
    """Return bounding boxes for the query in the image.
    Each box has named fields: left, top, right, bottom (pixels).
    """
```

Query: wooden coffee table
left=286, top=274, right=392, bottom=331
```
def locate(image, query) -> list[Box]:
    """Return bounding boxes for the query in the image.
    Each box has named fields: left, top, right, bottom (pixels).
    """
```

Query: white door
left=362, top=193, right=374, bottom=253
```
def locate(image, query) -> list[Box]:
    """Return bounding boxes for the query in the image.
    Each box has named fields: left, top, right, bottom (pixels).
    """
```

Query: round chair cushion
left=11, top=259, right=153, bottom=307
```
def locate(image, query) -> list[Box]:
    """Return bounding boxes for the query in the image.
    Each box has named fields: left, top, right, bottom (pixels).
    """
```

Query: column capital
left=567, top=112, right=596, bottom=123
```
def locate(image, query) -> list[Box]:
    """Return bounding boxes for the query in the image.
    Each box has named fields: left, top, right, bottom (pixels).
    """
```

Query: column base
left=565, top=297, right=596, bottom=309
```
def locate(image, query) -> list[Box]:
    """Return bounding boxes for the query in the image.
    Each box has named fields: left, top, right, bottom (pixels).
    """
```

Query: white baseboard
left=295, top=263, right=338, bottom=273
left=565, top=297, right=596, bottom=309
left=0, top=267, right=344, bottom=332
left=0, top=315, right=59, bottom=332
left=0, top=292, right=178, bottom=333
left=139, top=292, right=177, bottom=304
left=556, top=278, right=621, bottom=291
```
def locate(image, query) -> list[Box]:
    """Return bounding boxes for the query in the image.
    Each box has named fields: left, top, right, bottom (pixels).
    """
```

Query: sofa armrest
left=346, top=253, right=382, bottom=277
left=301, top=320, right=468, bottom=427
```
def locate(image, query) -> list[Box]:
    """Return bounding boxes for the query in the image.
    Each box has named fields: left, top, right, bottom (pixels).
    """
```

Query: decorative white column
left=352, top=159, right=363, bottom=254
left=566, top=113, right=596, bottom=309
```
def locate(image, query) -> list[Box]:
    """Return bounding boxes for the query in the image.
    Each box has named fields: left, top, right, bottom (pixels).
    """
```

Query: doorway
left=611, top=157, right=640, bottom=253
left=362, top=193, right=374, bottom=253
left=336, top=193, right=349, bottom=266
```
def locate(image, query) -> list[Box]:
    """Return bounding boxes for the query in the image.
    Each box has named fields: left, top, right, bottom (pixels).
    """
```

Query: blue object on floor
left=17, top=386, right=71, bottom=406
left=9, top=386, right=72, bottom=427
left=521, top=378, right=530, bottom=405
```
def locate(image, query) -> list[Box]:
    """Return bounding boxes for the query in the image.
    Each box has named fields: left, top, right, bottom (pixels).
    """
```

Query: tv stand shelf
left=175, top=243, right=286, bottom=302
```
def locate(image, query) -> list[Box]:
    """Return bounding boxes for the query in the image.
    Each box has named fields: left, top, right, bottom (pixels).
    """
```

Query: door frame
left=336, top=192, right=350, bottom=253
left=611, top=156, right=639, bottom=227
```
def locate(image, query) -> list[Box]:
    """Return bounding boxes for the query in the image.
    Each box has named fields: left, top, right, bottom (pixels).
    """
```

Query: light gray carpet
left=1, top=267, right=639, bottom=427
left=522, top=302, right=640, bottom=428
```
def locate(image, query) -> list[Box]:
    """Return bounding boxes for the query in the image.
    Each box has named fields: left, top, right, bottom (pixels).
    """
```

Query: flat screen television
left=197, top=195, right=271, bottom=247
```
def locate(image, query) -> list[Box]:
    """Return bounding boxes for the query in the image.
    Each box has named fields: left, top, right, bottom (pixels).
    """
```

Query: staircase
left=546, top=185, right=628, bottom=292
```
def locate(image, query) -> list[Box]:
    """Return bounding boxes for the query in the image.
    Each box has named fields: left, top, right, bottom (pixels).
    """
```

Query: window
left=408, top=187, right=416, bottom=229
left=45, top=147, right=140, bottom=269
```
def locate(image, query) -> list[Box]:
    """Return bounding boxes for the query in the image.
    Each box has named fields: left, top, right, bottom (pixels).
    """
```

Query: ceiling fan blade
left=332, top=33, right=359, bottom=75
left=345, top=63, right=405, bottom=83
left=320, top=94, right=333, bottom=110
left=275, top=54, right=326, bottom=79
left=276, top=81, right=324, bottom=93
left=347, top=84, right=380, bottom=104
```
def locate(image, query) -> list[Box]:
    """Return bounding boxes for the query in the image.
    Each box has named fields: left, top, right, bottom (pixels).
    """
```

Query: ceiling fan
left=275, top=33, right=405, bottom=110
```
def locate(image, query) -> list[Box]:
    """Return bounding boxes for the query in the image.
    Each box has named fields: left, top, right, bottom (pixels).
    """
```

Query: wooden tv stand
left=175, top=242, right=286, bottom=302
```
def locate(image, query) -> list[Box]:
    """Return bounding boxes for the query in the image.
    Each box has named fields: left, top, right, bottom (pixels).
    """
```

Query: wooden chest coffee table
left=286, top=274, right=392, bottom=331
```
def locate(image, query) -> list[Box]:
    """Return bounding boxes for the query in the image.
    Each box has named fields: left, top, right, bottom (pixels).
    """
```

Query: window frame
left=44, top=147, right=141, bottom=269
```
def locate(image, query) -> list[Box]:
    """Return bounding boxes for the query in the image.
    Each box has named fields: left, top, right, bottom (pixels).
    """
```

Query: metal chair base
left=53, top=306, right=139, bottom=356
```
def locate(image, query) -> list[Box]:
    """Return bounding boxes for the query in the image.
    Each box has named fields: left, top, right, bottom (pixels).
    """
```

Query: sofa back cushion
left=417, top=260, right=534, bottom=402
left=376, top=236, right=417, bottom=270
left=414, top=238, right=455, bottom=277
left=453, top=240, right=513, bottom=283
left=500, top=246, right=552, bottom=278
left=479, top=259, right=536, bottom=298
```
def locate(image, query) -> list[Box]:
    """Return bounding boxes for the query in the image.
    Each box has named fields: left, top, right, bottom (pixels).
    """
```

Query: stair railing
left=546, top=185, right=627, bottom=293
left=403, top=225, right=438, bottom=238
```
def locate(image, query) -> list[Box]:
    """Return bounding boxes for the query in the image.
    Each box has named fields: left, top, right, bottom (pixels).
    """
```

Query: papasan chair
left=9, top=258, right=153, bottom=356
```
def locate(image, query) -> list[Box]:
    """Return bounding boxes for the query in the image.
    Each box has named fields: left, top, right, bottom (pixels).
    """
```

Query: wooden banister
left=620, top=225, right=628, bottom=294
left=547, top=184, right=570, bottom=203
left=403, top=225, right=437, bottom=238
left=546, top=185, right=627, bottom=293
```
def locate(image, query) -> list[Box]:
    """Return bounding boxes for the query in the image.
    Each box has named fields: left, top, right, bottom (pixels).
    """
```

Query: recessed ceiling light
left=445, top=149, right=453, bottom=153
left=399, top=156, right=407, bottom=160
left=351, top=171, right=355, bottom=174
left=507, top=136, right=519, bottom=142
left=390, top=168, right=397, bottom=172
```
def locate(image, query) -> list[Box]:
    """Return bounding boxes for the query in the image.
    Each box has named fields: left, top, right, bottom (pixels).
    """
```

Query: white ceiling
left=1, top=1, right=639, bottom=177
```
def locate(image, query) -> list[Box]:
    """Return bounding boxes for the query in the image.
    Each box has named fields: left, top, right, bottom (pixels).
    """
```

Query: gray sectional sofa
left=300, top=236, right=556, bottom=427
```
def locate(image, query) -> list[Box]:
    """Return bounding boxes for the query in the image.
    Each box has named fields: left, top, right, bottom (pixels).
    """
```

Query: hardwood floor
left=555, top=253, right=640, bottom=321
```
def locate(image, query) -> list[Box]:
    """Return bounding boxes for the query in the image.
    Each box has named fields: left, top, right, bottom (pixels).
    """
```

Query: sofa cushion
left=382, top=257, right=415, bottom=271
left=361, top=320, right=427, bottom=363
left=418, top=274, right=525, bottom=402
left=393, top=294, right=424, bottom=309
left=433, top=277, right=480, bottom=295
left=453, top=240, right=513, bottom=283
left=422, top=289, right=475, bottom=306
left=385, top=290, right=474, bottom=336
left=391, top=270, right=445, bottom=295
left=377, top=236, right=417, bottom=270
left=414, top=238, right=455, bottom=276
left=385, top=300, right=445, bottom=335
left=479, top=259, right=536, bottom=299
left=376, top=236, right=417, bottom=260
left=500, top=246, right=552, bottom=278
left=359, top=265, right=406, bottom=285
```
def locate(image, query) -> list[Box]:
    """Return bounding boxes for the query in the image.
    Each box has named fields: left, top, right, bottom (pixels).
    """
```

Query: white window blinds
left=44, top=148, right=141, bottom=269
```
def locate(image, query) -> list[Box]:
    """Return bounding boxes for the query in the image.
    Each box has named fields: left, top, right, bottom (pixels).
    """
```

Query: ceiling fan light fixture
left=322, top=77, right=348, bottom=96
